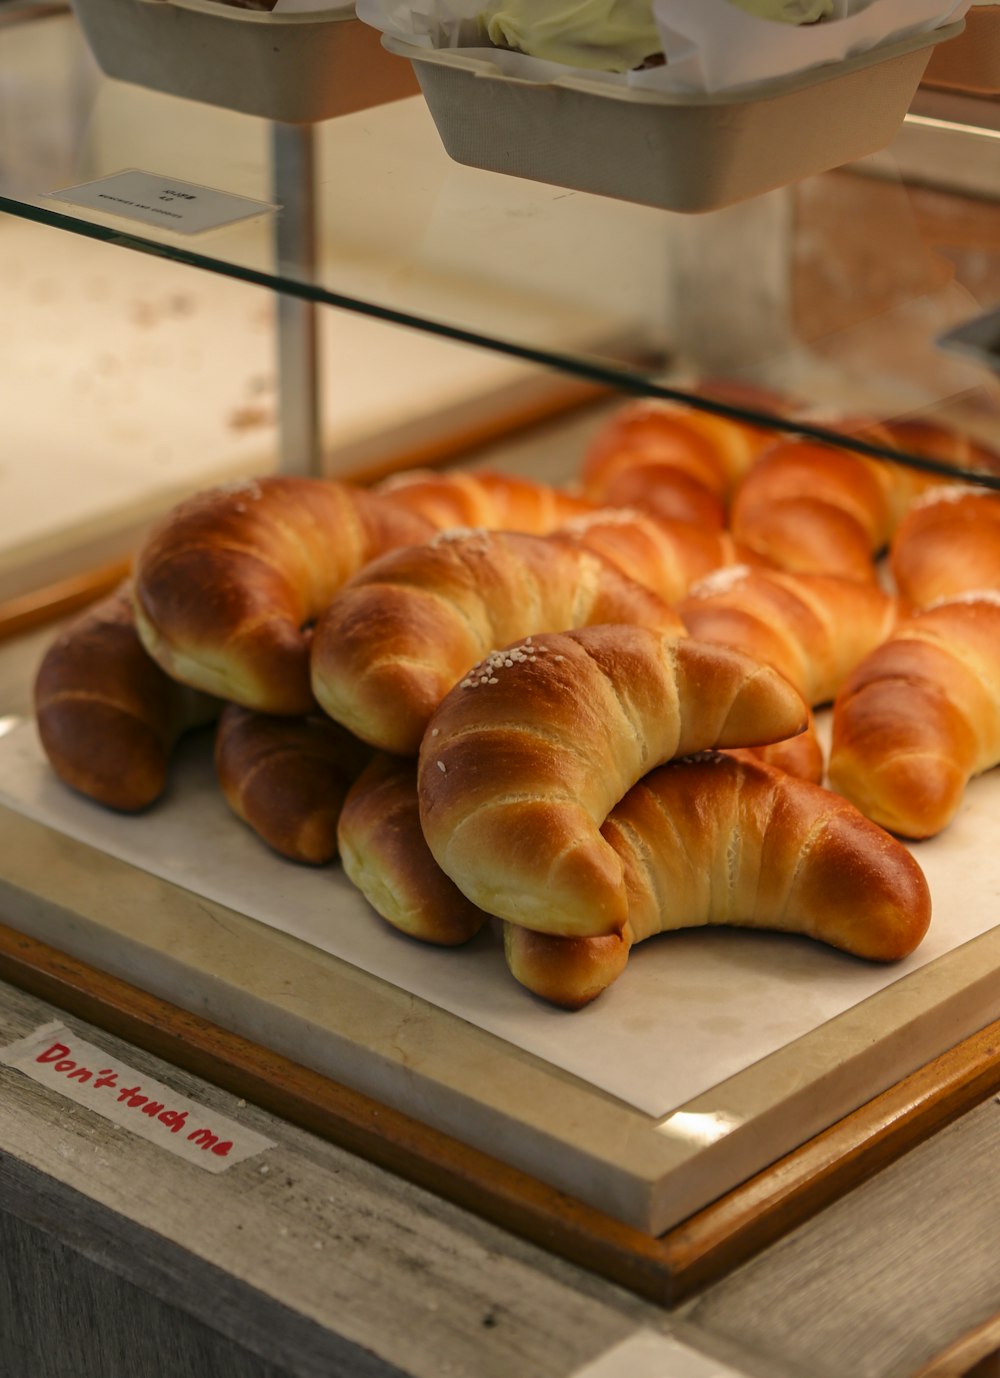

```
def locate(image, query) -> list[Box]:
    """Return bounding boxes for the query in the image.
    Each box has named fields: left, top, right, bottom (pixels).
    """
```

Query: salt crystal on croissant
left=417, top=624, right=808, bottom=937
left=310, top=529, right=684, bottom=754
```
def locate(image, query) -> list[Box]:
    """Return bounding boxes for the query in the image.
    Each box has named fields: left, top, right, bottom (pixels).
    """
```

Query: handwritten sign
left=1, top=1021, right=275, bottom=1172
left=48, top=169, right=277, bottom=236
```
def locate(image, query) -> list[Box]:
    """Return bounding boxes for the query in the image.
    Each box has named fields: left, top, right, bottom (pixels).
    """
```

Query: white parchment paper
left=355, top=0, right=971, bottom=92
left=1, top=718, right=998, bottom=1118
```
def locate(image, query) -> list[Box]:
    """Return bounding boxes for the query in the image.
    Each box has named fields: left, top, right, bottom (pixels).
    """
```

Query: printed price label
left=48, top=169, right=277, bottom=236
left=1, top=1021, right=276, bottom=1172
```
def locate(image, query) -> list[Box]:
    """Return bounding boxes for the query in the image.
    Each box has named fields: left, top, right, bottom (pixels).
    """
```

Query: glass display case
left=1, top=0, right=1000, bottom=1309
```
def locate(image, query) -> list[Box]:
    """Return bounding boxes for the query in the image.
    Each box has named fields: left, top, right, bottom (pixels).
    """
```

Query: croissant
left=133, top=477, right=433, bottom=715
left=553, top=509, right=758, bottom=607
left=310, top=529, right=684, bottom=754
left=581, top=398, right=778, bottom=503
left=374, top=468, right=594, bottom=533
left=417, top=625, right=808, bottom=937
left=727, top=417, right=985, bottom=582
left=677, top=565, right=899, bottom=707
left=215, top=705, right=370, bottom=865
left=338, top=754, right=487, bottom=945
left=828, top=593, right=1000, bottom=838
left=729, top=440, right=891, bottom=582
left=592, top=463, right=727, bottom=530
left=874, top=417, right=999, bottom=521
left=890, top=485, right=1000, bottom=608
left=34, top=585, right=218, bottom=812
left=506, top=754, right=932, bottom=1007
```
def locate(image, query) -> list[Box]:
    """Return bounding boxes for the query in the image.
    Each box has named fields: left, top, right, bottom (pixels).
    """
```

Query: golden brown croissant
left=553, top=508, right=759, bottom=607
left=729, top=440, right=891, bottom=582
left=338, top=754, right=487, bottom=945
left=310, top=529, right=684, bottom=754
left=506, top=754, right=932, bottom=1007
left=678, top=565, right=899, bottom=707
left=35, top=585, right=218, bottom=812
left=592, top=463, right=727, bottom=530
left=727, top=416, right=986, bottom=582
left=214, top=705, right=370, bottom=865
left=581, top=398, right=778, bottom=504
left=828, top=593, right=1000, bottom=838
left=417, top=625, right=808, bottom=937
left=873, top=417, right=999, bottom=521
left=374, top=468, right=594, bottom=533
left=890, top=485, right=1000, bottom=609
left=133, top=477, right=433, bottom=715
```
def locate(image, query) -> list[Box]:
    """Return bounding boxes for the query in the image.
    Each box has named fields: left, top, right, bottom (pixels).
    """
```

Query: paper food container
left=71, top=0, right=420, bottom=124
left=923, top=4, right=1000, bottom=92
left=384, top=22, right=964, bottom=215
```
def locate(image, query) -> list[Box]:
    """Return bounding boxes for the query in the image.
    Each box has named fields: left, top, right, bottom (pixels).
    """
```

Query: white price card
left=48, top=169, right=277, bottom=236
left=0, top=1021, right=276, bottom=1172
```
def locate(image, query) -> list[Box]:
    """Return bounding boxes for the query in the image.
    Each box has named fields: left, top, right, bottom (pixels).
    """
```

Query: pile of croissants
left=32, top=395, right=1000, bottom=1007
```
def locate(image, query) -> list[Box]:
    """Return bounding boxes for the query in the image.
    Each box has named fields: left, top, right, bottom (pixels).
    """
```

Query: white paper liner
left=1, top=717, right=998, bottom=1119
left=355, top=0, right=971, bottom=93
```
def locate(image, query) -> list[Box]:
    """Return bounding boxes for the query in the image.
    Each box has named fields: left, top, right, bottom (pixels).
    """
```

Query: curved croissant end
left=506, top=754, right=931, bottom=1008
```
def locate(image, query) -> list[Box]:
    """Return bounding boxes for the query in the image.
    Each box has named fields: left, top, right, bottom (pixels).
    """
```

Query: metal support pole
left=271, top=121, right=322, bottom=477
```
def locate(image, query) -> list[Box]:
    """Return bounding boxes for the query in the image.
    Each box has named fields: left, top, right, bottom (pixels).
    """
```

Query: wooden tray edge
left=1, top=918, right=998, bottom=1308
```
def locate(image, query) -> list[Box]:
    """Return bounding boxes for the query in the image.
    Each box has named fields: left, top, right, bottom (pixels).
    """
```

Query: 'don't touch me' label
left=0, top=1021, right=276, bottom=1172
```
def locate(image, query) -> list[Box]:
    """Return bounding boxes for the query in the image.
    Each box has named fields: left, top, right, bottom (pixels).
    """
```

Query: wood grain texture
left=2, top=921, right=1000, bottom=1311
left=0, top=1205, right=299, bottom=1378
left=685, top=1095, right=1000, bottom=1378
left=911, top=1311, right=1000, bottom=1378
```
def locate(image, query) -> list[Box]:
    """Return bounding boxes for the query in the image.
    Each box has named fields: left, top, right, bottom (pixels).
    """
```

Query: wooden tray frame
left=2, top=918, right=999, bottom=1308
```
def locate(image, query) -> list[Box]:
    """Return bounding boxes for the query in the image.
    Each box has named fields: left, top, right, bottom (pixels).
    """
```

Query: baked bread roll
left=374, top=468, right=594, bottom=533
left=418, top=625, right=808, bottom=937
left=727, top=416, right=983, bottom=582
left=35, top=585, right=218, bottom=812
left=828, top=592, right=1000, bottom=838
left=310, top=528, right=684, bottom=754
left=875, top=418, right=999, bottom=521
left=215, top=705, right=370, bottom=865
left=506, top=754, right=932, bottom=1007
left=338, top=754, right=487, bottom=945
left=592, top=464, right=726, bottom=530
left=553, top=508, right=758, bottom=606
left=581, top=398, right=777, bottom=503
left=730, top=440, right=891, bottom=582
left=133, top=477, right=433, bottom=715
left=678, top=565, right=899, bottom=707
left=890, top=485, right=1000, bottom=609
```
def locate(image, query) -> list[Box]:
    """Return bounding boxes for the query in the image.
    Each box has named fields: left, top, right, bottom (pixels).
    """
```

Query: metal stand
left=271, top=121, right=322, bottom=477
